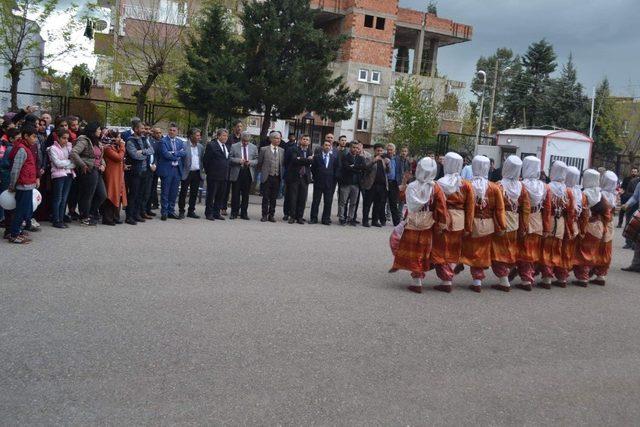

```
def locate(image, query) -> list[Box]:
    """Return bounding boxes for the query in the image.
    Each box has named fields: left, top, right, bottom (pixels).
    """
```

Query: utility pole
left=487, top=59, right=499, bottom=135
left=111, top=0, right=121, bottom=94
left=589, top=86, right=596, bottom=138
left=474, top=70, right=487, bottom=155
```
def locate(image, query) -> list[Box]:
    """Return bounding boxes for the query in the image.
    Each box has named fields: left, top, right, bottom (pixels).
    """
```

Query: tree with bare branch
left=0, top=0, right=82, bottom=111
left=113, top=0, right=193, bottom=118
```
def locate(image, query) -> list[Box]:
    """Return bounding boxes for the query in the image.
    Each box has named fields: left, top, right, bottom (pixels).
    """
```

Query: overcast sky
left=47, top=0, right=639, bottom=99
left=400, top=0, right=640, bottom=98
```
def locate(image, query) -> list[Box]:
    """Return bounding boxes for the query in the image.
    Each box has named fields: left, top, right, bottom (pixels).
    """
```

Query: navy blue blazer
left=311, top=150, right=339, bottom=189
left=202, top=139, right=230, bottom=181
left=156, top=136, right=186, bottom=178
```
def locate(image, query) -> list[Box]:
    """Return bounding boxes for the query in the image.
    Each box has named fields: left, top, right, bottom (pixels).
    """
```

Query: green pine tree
left=239, top=0, right=358, bottom=139
left=540, top=54, right=589, bottom=131
left=177, top=2, right=247, bottom=127
left=521, top=39, right=557, bottom=127
left=593, top=77, right=624, bottom=158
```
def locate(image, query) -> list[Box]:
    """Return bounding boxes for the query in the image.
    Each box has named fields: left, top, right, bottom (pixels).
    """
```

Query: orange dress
left=574, top=198, right=613, bottom=267
left=392, top=185, right=448, bottom=274
left=431, top=180, right=475, bottom=265
left=518, top=186, right=552, bottom=264
left=492, top=184, right=530, bottom=265
left=563, top=193, right=589, bottom=270
left=461, top=182, right=507, bottom=269
left=542, top=189, right=576, bottom=268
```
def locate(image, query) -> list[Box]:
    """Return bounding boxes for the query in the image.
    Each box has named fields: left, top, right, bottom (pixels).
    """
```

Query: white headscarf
left=601, top=170, right=618, bottom=208
left=406, top=157, right=438, bottom=213
left=500, top=155, right=523, bottom=206
left=522, top=156, right=545, bottom=210
left=471, top=155, right=490, bottom=206
left=566, top=166, right=583, bottom=216
left=549, top=160, right=568, bottom=201
left=582, top=169, right=602, bottom=208
left=437, top=152, right=463, bottom=196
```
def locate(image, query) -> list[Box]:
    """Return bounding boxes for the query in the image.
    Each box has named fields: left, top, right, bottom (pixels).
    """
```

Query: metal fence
left=1, top=90, right=197, bottom=131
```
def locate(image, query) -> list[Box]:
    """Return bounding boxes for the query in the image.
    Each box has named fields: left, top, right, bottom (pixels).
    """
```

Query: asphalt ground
left=1, top=201, right=639, bottom=425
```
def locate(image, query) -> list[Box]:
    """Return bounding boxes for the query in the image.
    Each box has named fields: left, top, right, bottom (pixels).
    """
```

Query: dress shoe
left=515, top=283, right=532, bottom=291
left=241, top=215, right=250, bottom=220
left=168, top=213, right=182, bottom=220
left=125, top=218, right=137, bottom=225
left=142, top=213, right=153, bottom=220
left=177, top=212, right=185, bottom=219
left=454, top=264, right=465, bottom=275
left=63, top=215, right=72, bottom=223
left=268, top=215, right=276, bottom=223
left=407, top=285, right=423, bottom=294
left=135, top=217, right=146, bottom=223
left=309, top=219, right=318, bottom=224
left=621, top=266, right=640, bottom=272
left=469, top=285, right=482, bottom=293
left=552, top=280, right=567, bottom=288
left=288, top=218, right=296, bottom=224
left=261, top=216, right=268, bottom=222
left=433, top=285, right=452, bottom=293
left=322, top=220, right=331, bottom=226
left=187, top=212, right=200, bottom=219
left=339, top=219, right=346, bottom=225
left=214, top=215, right=225, bottom=220
left=491, top=284, right=511, bottom=292
left=362, top=222, right=370, bottom=228
left=161, top=215, right=167, bottom=221
left=206, top=215, right=215, bottom=221
left=538, top=282, right=551, bottom=289
left=349, top=220, right=357, bottom=226
left=589, top=278, right=606, bottom=286
left=572, top=280, right=588, bottom=288
left=146, top=211, right=156, bottom=217
left=114, top=219, right=123, bottom=224
left=296, top=219, right=305, bottom=224
left=283, top=215, right=289, bottom=221
left=102, top=221, right=116, bottom=226
left=221, top=209, right=228, bottom=216
left=372, top=222, right=382, bottom=227
left=52, top=222, right=66, bottom=229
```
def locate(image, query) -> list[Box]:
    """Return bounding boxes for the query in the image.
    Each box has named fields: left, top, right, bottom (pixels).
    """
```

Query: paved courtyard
left=2, top=202, right=640, bottom=425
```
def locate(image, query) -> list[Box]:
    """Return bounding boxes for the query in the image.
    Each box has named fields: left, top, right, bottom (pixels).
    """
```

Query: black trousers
left=261, top=175, right=280, bottom=217
left=310, top=183, right=334, bottom=222
left=287, top=177, right=309, bottom=220
left=179, top=170, right=201, bottom=213
left=102, top=200, right=120, bottom=223
left=138, top=171, right=151, bottom=216
left=371, top=183, right=388, bottom=224
left=619, top=194, right=631, bottom=226
left=387, top=180, right=401, bottom=226
left=77, top=169, right=105, bottom=219
left=362, top=188, right=373, bottom=224
left=205, top=177, right=227, bottom=217
left=148, top=172, right=159, bottom=210
left=231, top=168, right=252, bottom=216
left=125, top=171, right=141, bottom=220
left=283, top=180, right=291, bottom=217
left=67, top=177, right=78, bottom=213
left=223, top=173, right=231, bottom=210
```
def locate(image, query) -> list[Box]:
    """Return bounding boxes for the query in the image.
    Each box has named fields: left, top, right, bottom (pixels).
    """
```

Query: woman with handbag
left=490, top=155, right=530, bottom=292
left=431, top=152, right=475, bottom=293
left=390, top=157, right=448, bottom=294
left=573, top=169, right=613, bottom=286
left=540, top=161, right=576, bottom=288
left=460, top=155, right=507, bottom=293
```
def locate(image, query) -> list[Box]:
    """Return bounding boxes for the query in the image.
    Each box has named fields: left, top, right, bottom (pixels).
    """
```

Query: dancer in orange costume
left=540, top=161, right=576, bottom=288
left=490, top=155, right=530, bottom=292
left=431, top=152, right=474, bottom=293
left=561, top=166, right=589, bottom=287
left=460, top=156, right=506, bottom=293
left=391, top=157, right=448, bottom=294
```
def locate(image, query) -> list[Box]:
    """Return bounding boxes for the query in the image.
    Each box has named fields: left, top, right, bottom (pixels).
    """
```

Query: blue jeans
left=51, top=175, right=72, bottom=223
left=160, top=168, right=180, bottom=216
left=10, top=189, right=33, bottom=237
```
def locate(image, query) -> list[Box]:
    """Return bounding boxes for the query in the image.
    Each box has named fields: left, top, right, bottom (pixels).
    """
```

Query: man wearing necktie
left=156, top=124, right=186, bottom=220
left=284, top=134, right=314, bottom=224
left=202, top=128, right=231, bottom=221
left=229, top=132, right=258, bottom=220
left=310, top=140, right=339, bottom=225
left=256, top=131, right=285, bottom=222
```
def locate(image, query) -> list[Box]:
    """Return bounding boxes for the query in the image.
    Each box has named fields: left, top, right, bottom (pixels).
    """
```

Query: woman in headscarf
left=574, top=169, right=614, bottom=286
left=562, top=166, right=589, bottom=285
left=515, top=156, right=552, bottom=291
left=431, top=152, right=475, bottom=293
left=460, top=155, right=506, bottom=292
left=540, top=160, right=576, bottom=288
left=391, top=157, right=448, bottom=294
left=490, top=155, right=530, bottom=292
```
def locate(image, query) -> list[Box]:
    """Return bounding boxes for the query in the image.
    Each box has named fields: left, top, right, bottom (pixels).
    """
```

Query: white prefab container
left=495, top=129, right=593, bottom=172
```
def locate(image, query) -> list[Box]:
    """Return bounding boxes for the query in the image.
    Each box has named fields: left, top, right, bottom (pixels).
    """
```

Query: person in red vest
left=7, top=124, right=39, bottom=244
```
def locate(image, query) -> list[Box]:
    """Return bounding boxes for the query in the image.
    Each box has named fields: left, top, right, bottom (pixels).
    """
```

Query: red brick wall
left=341, top=37, right=392, bottom=67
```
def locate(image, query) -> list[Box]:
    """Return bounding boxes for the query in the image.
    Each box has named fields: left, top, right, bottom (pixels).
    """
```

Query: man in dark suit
left=202, top=128, right=230, bottom=221
left=285, top=134, right=313, bottom=224
left=178, top=128, right=205, bottom=219
left=156, top=123, right=186, bottom=221
left=310, top=140, right=339, bottom=225
left=257, top=131, right=285, bottom=222
left=229, top=131, right=258, bottom=220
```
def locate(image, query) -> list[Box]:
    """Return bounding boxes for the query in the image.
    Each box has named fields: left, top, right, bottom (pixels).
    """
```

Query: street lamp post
left=474, top=70, right=487, bottom=155
left=487, top=63, right=511, bottom=135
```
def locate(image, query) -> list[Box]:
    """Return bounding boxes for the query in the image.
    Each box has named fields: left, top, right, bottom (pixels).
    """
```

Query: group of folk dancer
left=390, top=153, right=616, bottom=294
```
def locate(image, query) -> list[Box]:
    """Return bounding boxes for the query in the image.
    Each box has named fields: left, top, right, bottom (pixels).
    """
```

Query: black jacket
left=203, top=139, right=230, bottom=181
left=311, top=150, right=339, bottom=189
left=285, top=146, right=313, bottom=184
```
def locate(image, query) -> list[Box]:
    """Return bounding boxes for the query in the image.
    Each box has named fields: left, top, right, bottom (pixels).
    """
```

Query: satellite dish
left=94, top=19, right=108, bottom=32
